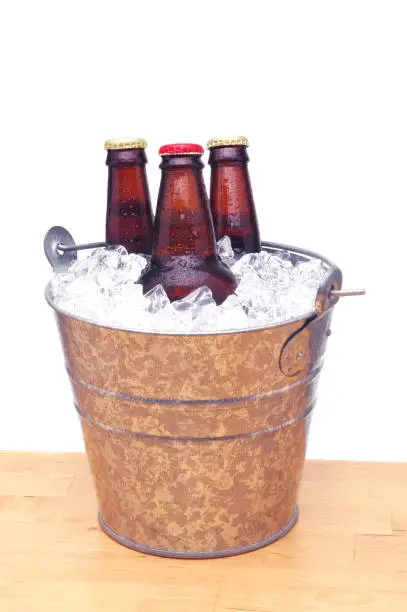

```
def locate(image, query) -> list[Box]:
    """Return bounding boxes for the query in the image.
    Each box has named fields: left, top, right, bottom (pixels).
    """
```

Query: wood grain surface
left=0, top=453, right=406, bottom=611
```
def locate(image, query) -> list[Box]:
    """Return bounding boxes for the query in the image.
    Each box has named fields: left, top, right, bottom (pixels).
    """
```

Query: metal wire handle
left=330, top=288, right=366, bottom=297
left=57, top=241, right=107, bottom=253
left=44, top=227, right=366, bottom=299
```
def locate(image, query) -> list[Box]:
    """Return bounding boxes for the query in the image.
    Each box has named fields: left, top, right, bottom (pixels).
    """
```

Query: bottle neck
left=107, top=167, right=149, bottom=204
left=208, top=146, right=254, bottom=214
left=106, top=149, right=150, bottom=209
left=208, top=145, right=260, bottom=253
left=106, top=148, right=153, bottom=253
left=208, top=145, right=252, bottom=207
left=153, top=155, right=217, bottom=262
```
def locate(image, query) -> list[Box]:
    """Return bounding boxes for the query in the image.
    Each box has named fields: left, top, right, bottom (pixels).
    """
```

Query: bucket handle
left=44, top=226, right=107, bottom=272
left=44, top=226, right=365, bottom=307
left=315, top=266, right=365, bottom=311
left=280, top=267, right=365, bottom=377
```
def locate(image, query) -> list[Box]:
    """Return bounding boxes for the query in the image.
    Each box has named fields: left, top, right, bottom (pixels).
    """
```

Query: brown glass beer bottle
left=105, top=138, right=154, bottom=254
left=141, top=143, right=237, bottom=304
left=207, top=136, right=261, bottom=254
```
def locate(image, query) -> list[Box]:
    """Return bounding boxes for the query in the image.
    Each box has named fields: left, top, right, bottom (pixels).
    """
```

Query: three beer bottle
left=141, top=143, right=237, bottom=304
left=207, top=137, right=261, bottom=254
left=105, top=138, right=154, bottom=254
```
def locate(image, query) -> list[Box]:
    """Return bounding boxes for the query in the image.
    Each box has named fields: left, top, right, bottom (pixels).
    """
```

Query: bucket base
left=98, top=506, right=299, bottom=559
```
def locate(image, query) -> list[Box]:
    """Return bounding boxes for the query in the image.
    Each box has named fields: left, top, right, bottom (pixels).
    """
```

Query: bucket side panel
left=56, top=314, right=309, bottom=401
left=80, top=416, right=308, bottom=555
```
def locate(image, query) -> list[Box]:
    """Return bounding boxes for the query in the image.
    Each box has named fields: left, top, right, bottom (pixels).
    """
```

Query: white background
left=1, top=1, right=406, bottom=460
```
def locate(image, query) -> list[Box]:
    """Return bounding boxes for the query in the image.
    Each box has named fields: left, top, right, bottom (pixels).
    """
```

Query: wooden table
left=0, top=453, right=406, bottom=611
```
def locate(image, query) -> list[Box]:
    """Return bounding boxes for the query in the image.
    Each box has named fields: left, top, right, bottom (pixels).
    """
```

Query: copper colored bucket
left=45, top=234, right=345, bottom=558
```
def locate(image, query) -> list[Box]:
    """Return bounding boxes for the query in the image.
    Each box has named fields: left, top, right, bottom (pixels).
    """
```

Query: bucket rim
left=44, top=240, right=336, bottom=337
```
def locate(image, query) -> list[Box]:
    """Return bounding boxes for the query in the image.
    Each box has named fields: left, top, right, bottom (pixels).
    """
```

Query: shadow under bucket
left=45, top=239, right=345, bottom=558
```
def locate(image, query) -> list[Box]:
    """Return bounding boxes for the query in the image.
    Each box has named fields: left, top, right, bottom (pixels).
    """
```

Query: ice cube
left=95, top=247, right=122, bottom=270
left=173, top=286, right=215, bottom=316
left=230, top=252, right=259, bottom=279
left=191, top=303, right=220, bottom=332
left=294, top=258, right=326, bottom=284
left=217, top=294, right=250, bottom=330
left=149, top=304, right=178, bottom=332
left=50, top=272, right=75, bottom=300
left=70, top=256, right=99, bottom=278
left=219, top=293, right=240, bottom=310
left=120, top=253, right=147, bottom=283
left=109, top=285, right=149, bottom=330
left=217, top=236, right=235, bottom=265
left=111, top=283, right=145, bottom=308
left=144, top=284, right=170, bottom=314
left=57, top=282, right=110, bottom=323
left=91, top=244, right=127, bottom=258
left=275, top=249, right=293, bottom=262
left=235, top=272, right=265, bottom=303
left=60, top=277, right=94, bottom=299
left=253, top=251, right=293, bottom=285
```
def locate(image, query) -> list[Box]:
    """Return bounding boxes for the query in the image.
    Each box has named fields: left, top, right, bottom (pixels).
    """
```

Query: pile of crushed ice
left=48, top=237, right=330, bottom=332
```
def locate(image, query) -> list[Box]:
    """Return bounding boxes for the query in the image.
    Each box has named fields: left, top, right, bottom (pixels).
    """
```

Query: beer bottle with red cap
left=105, top=138, right=154, bottom=254
left=141, top=143, right=237, bottom=304
left=207, top=136, right=261, bottom=254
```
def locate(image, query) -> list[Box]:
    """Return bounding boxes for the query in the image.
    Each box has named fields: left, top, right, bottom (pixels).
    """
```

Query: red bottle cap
left=159, top=143, right=204, bottom=156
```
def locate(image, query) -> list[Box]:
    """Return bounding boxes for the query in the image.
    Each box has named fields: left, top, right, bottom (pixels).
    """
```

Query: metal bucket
left=44, top=230, right=350, bottom=558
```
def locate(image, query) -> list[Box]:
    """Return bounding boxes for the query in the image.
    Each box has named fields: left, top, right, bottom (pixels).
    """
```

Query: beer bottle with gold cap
left=207, top=136, right=261, bottom=254
left=141, top=143, right=237, bottom=304
left=104, top=138, right=154, bottom=254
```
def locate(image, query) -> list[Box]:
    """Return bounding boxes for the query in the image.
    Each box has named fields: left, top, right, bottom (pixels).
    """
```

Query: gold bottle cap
left=207, top=136, right=249, bottom=149
left=104, top=137, right=147, bottom=151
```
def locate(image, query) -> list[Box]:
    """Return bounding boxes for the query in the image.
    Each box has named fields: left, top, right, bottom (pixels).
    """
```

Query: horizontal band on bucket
left=66, top=364, right=322, bottom=407
left=74, top=400, right=315, bottom=442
